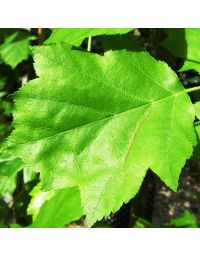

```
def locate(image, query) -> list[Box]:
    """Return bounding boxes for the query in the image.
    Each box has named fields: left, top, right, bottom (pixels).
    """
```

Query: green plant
left=166, top=210, right=198, bottom=228
left=132, top=210, right=198, bottom=228
left=1, top=28, right=200, bottom=227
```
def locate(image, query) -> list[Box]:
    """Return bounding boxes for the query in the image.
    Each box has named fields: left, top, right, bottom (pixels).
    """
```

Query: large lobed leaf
left=7, top=44, right=196, bottom=226
left=45, top=28, right=133, bottom=46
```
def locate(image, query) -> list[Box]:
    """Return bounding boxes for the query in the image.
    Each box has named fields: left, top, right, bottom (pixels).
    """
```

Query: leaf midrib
left=13, top=90, right=186, bottom=147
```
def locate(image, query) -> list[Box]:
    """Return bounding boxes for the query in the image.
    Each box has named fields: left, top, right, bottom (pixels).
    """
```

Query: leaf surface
left=45, top=28, right=133, bottom=46
left=7, top=44, right=196, bottom=226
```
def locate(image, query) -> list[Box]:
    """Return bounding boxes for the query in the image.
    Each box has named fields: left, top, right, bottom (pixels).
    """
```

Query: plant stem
left=87, top=36, right=92, bottom=52
left=38, top=28, right=44, bottom=45
left=186, top=86, right=200, bottom=93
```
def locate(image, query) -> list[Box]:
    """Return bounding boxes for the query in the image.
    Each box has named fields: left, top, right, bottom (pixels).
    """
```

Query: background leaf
left=0, top=153, right=23, bottom=197
left=28, top=185, right=83, bottom=228
left=102, top=33, right=142, bottom=52
left=45, top=28, right=133, bottom=46
left=162, top=28, right=200, bottom=72
left=0, top=30, right=36, bottom=69
left=166, top=210, right=198, bottom=228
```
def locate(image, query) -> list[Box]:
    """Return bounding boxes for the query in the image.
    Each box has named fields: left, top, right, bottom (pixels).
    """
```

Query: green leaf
left=0, top=29, right=19, bottom=41
left=0, top=223, right=7, bottom=228
left=0, top=153, right=23, bottom=197
left=0, top=31, right=36, bottom=69
left=194, top=102, right=200, bottom=120
left=167, top=210, right=198, bottom=228
left=28, top=184, right=83, bottom=228
left=27, top=183, right=54, bottom=220
left=10, top=223, right=22, bottom=228
left=192, top=104, right=200, bottom=159
left=162, top=29, right=186, bottom=59
left=162, top=28, right=200, bottom=72
left=102, top=33, right=142, bottom=52
left=45, top=28, right=133, bottom=46
left=7, top=44, right=196, bottom=226
left=23, top=167, right=37, bottom=184
left=132, top=217, right=152, bottom=228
